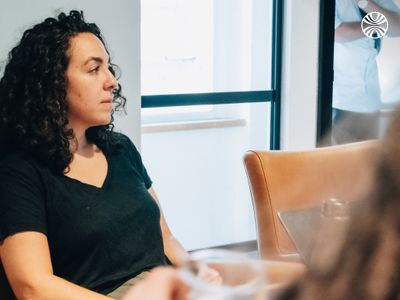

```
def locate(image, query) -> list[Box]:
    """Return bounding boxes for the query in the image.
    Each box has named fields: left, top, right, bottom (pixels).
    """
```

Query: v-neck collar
left=62, top=154, right=112, bottom=191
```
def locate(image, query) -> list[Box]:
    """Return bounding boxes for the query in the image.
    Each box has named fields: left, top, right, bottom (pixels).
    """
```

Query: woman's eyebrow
left=83, top=56, right=110, bottom=66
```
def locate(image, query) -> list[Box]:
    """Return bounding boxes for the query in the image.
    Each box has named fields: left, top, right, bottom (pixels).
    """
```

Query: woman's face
left=65, top=32, right=117, bottom=131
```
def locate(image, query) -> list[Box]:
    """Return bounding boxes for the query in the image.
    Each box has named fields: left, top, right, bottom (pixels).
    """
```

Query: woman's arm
left=147, top=188, right=190, bottom=266
left=148, top=187, right=222, bottom=284
left=0, top=232, right=114, bottom=300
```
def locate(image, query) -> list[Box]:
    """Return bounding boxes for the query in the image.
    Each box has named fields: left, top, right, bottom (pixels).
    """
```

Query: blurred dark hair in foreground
left=280, top=106, right=400, bottom=300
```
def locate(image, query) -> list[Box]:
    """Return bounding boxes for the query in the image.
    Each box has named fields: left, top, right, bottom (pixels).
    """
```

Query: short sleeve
left=0, top=157, right=47, bottom=242
left=122, top=136, right=153, bottom=189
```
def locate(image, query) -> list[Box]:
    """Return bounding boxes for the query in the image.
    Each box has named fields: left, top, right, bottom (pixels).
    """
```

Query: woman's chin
left=90, top=117, right=112, bottom=128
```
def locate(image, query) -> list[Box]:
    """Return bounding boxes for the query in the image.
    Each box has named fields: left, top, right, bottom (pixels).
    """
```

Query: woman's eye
left=90, top=66, right=100, bottom=73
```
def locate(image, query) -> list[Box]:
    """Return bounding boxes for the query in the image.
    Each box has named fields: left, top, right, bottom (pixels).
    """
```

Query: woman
left=0, top=10, right=218, bottom=299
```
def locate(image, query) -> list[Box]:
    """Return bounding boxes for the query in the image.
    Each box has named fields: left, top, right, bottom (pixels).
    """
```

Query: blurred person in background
left=332, top=0, right=400, bottom=144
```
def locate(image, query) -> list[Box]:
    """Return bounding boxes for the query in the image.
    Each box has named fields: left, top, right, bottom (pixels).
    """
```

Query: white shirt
left=333, top=0, right=400, bottom=112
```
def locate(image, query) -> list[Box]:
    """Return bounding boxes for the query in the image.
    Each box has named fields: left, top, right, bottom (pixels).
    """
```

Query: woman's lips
left=100, top=99, right=113, bottom=109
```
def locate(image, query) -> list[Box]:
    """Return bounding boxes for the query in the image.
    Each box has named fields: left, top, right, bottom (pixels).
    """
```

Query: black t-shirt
left=0, top=134, right=168, bottom=294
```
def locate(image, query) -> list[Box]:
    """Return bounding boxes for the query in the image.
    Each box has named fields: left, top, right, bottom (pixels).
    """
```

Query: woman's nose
left=105, top=69, right=118, bottom=91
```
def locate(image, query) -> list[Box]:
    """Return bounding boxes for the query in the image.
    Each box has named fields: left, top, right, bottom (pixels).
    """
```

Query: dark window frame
left=317, top=0, right=335, bottom=144
left=141, top=0, right=284, bottom=150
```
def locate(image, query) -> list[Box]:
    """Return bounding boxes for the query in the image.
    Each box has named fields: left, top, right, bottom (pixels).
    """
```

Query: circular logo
left=361, top=12, right=388, bottom=39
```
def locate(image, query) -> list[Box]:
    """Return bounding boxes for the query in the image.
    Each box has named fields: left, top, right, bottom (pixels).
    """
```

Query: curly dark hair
left=0, top=10, right=126, bottom=173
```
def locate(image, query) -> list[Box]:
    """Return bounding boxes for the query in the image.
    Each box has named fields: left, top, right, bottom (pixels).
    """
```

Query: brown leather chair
left=243, top=140, right=378, bottom=261
left=0, top=261, right=15, bottom=300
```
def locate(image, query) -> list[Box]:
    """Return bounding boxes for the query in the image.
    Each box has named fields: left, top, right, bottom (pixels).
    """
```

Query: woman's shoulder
left=109, top=132, right=138, bottom=151
left=0, top=153, right=46, bottom=176
left=0, top=153, right=54, bottom=197
left=1, top=152, right=34, bottom=166
left=106, top=132, right=143, bottom=164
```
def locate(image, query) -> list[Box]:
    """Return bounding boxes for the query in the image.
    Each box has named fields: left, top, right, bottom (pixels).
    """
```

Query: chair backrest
left=243, top=140, right=378, bottom=261
left=0, top=261, right=15, bottom=300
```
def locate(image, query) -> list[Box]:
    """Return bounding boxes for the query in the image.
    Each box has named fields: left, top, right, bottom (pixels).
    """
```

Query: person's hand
left=121, top=267, right=189, bottom=300
left=197, top=263, right=223, bottom=285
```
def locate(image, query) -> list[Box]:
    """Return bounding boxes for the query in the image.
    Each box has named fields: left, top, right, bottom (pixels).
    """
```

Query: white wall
left=142, top=122, right=259, bottom=250
left=0, top=0, right=141, bottom=144
left=280, top=0, right=320, bottom=150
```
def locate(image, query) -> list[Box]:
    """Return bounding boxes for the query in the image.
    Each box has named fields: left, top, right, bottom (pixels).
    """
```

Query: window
left=140, top=0, right=282, bottom=249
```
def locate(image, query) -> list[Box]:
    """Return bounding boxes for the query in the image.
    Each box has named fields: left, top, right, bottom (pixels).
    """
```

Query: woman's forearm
left=15, top=274, right=115, bottom=300
left=164, top=235, right=191, bottom=267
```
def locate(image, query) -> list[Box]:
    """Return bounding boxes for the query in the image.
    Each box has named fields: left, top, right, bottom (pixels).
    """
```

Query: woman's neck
left=71, top=127, right=93, bottom=155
